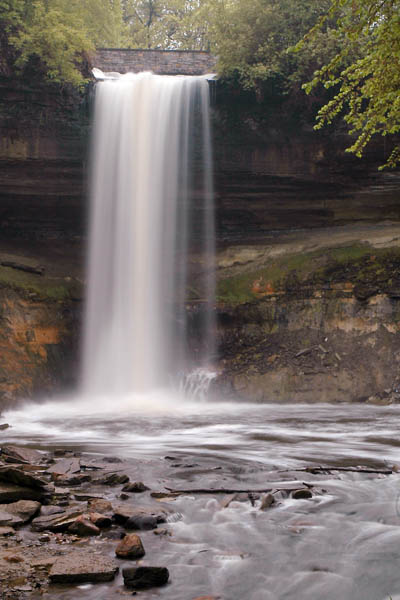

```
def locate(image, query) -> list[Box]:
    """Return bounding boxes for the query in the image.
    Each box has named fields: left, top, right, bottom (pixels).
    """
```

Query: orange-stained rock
left=115, top=534, right=145, bottom=559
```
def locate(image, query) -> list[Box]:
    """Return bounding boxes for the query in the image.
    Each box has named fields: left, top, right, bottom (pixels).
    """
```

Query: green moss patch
left=0, top=266, right=81, bottom=301
left=217, top=243, right=400, bottom=305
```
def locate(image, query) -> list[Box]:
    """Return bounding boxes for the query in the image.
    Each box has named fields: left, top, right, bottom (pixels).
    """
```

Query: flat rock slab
left=0, top=483, right=43, bottom=503
left=47, top=458, right=81, bottom=475
left=0, top=500, right=41, bottom=523
left=31, top=510, right=83, bottom=533
left=49, top=552, right=118, bottom=584
left=0, top=445, right=44, bottom=465
left=0, top=510, right=23, bottom=527
left=0, top=466, right=48, bottom=489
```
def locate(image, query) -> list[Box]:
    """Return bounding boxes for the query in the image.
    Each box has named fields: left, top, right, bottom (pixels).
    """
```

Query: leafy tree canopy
left=299, top=0, right=400, bottom=167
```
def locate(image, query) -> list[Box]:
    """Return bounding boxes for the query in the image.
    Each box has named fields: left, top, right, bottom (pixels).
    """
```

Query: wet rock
left=119, top=492, right=130, bottom=500
left=40, top=505, right=65, bottom=517
left=0, top=526, right=15, bottom=536
left=89, top=512, right=112, bottom=528
left=49, top=551, right=118, bottom=583
left=0, top=445, right=43, bottom=465
left=153, top=528, right=171, bottom=537
left=221, top=494, right=238, bottom=509
left=0, top=500, right=41, bottom=523
left=68, top=515, right=100, bottom=536
left=97, top=473, right=129, bottom=486
left=291, top=489, right=313, bottom=499
left=74, top=492, right=105, bottom=502
left=0, top=466, right=48, bottom=489
left=47, top=458, right=81, bottom=475
left=260, top=494, right=275, bottom=510
left=88, top=498, right=113, bottom=513
left=192, top=597, right=220, bottom=600
left=123, top=566, right=169, bottom=589
left=31, top=510, right=83, bottom=532
left=116, top=533, right=145, bottom=559
left=122, top=482, right=149, bottom=493
left=103, top=456, right=123, bottom=463
left=0, top=509, right=23, bottom=527
left=125, top=515, right=158, bottom=531
left=0, top=482, right=44, bottom=503
left=0, top=424, right=9, bottom=430
left=52, top=473, right=91, bottom=486
left=113, top=504, right=167, bottom=526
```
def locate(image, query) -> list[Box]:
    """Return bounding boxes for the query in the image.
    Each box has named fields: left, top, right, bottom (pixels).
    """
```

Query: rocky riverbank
left=0, top=434, right=397, bottom=599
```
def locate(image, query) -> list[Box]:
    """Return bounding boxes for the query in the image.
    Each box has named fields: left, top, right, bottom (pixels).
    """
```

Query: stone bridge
left=94, top=49, right=217, bottom=76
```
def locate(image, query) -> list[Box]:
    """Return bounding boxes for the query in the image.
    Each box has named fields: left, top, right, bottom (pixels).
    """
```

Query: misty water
left=3, top=398, right=400, bottom=600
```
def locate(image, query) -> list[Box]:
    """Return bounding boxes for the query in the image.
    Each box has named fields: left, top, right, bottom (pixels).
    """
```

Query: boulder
left=125, top=514, right=158, bottom=531
left=31, top=510, right=83, bottom=532
left=113, top=504, right=167, bottom=525
left=0, top=510, right=23, bottom=527
left=291, top=489, right=313, bottom=499
left=52, top=473, right=91, bottom=486
left=0, top=526, right=15, bottom=536
left=0, top=500, right=41, bottom=523
left=0, top=482, right=44, bottom=503
left=89, top=512, right=112, bottom=528
left=87, top=498, right=113, bottom=513
left=0, top=445, right=43, bottom=465
left=49, top=551, right=118, bottom=583
left=68, top=515, right=100, bottom=536
left=122, top=566, right=169, bottom=589
left=0, top=424, right=9, bottom=431
left=115, top=534, right=145, bottom=559
left=260, top=494, right=275, bottom=510
left=96, top=473, right=129, bottom=486
left=122, top=482, right=149, bottom=493
left=0, top=466, right=48, bottom=489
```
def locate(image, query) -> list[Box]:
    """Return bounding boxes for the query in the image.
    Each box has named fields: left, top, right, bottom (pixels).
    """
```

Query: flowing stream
left=2, top=400, right=400, bottom=600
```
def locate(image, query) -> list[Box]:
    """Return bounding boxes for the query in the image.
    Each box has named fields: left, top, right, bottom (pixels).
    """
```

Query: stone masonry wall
left=95, top=49, right=217, bottom=75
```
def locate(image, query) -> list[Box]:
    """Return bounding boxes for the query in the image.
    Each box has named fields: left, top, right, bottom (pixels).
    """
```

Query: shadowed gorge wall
left=1, top=70, right=400, bottom=405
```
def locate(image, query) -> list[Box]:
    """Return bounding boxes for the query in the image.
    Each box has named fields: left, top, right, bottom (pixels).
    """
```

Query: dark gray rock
left=122, top=482, right=149, bottom=493
left=49, top=551, right=118, bottom=583
left=125, top=515, right=158, bottom=531
left=122, top=566, right=169, bottom=589
left=0, top=482, right=44, bottom=503
left=291, top=489, right=313, bottom=499
left=97, top=473, right=129, bottom=486
left=0, top=424, right=9, bottom=431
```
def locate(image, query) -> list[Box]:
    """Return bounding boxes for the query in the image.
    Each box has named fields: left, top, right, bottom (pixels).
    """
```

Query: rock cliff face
left=214, top=226, right=400, bottom=403
left=1, top=74, right=400, bottom=406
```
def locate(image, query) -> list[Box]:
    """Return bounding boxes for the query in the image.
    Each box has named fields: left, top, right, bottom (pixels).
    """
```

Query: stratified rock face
left=214, top=236, right=400, bottom=403
left=49, top=552, right=118, bottom=583
left=0, top=287, right=79, bottom=407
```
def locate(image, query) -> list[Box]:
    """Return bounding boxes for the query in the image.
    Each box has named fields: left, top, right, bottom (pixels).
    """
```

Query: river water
left=3, top=397, right=400, bottom=600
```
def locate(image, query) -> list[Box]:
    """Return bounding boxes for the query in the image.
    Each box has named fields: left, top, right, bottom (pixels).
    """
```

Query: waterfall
left=82, top=71, right=215, bottom=395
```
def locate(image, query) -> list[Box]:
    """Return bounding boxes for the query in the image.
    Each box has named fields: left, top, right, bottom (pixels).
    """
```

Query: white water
left=82, top=72, right=215, bottom=395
